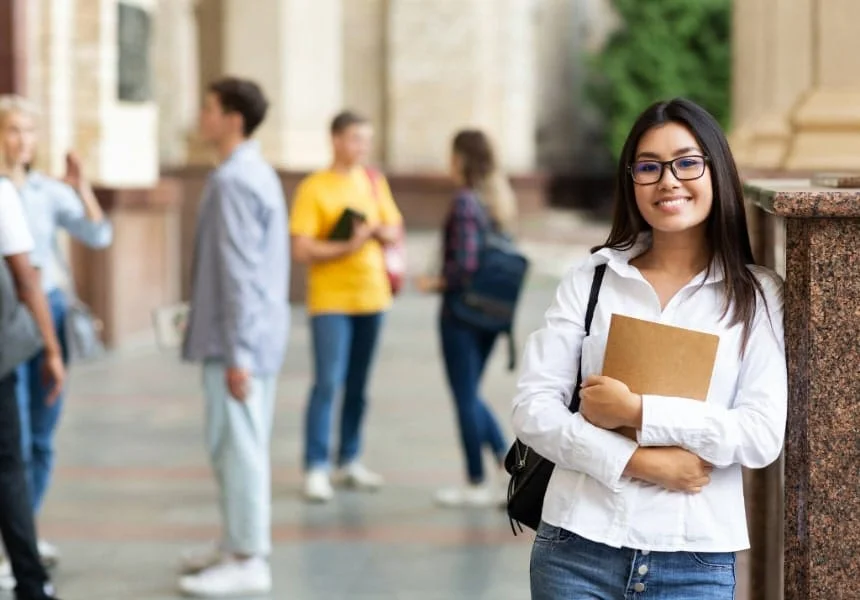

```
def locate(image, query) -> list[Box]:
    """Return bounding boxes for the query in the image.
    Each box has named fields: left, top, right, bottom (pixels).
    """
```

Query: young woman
left=512, top=99, right=786, bottom=598
left=0, top=95, right=112, bottom=576
left=417, top=129, right=518, bottom=507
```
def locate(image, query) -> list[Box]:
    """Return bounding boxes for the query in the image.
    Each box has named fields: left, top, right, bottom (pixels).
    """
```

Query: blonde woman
left=0, top=95, right=112, bottom=581
left=417, top=129, right=517, bottom=507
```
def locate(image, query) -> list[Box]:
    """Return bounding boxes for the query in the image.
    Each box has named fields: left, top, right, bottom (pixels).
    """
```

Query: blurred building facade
left=0, top=0, right=621, bottom=346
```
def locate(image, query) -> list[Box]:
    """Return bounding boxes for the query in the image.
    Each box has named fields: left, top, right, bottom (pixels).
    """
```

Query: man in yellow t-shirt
left=290, top=110, right=403, bottom=503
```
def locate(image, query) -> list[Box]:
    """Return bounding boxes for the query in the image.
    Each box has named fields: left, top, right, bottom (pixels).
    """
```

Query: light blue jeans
left=203, top=361, right=277, bottom=556
left=304, top=312, right=384, bottom=471
left=531, top=522, right=736, bottom=599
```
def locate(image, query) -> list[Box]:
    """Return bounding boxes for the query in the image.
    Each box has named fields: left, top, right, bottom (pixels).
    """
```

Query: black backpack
left=448, top=205, right=529, bottom=370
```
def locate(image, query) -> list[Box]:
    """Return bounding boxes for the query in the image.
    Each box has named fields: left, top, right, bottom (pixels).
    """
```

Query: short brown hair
left=208, top=77, right=269, bottom=137
left=330, top=110, right=369, bottom=135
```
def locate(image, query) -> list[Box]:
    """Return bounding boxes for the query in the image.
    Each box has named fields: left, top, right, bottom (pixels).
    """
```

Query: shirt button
left=634, top=582, right=646, bottom=592
left=641, top=550, right=650, bottom=556
left=638, top=565, right=648, bottom=575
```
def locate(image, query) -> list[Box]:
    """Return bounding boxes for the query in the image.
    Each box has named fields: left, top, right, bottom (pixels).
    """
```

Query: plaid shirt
left=441, top=190, right=486, bottom=292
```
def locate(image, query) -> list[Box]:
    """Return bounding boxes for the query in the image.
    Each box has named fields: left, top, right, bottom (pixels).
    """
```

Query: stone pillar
left=342, top=0, right=386, bottom=164
left=26, top=0, right=77, bottom=177
left=784, top=0, right=860, bottom=170
left=386, top=0, right=537, bottom=173
left=744, top=178, right=860, bottom=600
left=73, top=0, right=159, bottom=186
left=0, top=0, right=28, bottom=94
left=730, top=0, right=813, bottom=169
left=154, top=0, right=199, bottom=166
left=220, top=0, right=343, bottom=170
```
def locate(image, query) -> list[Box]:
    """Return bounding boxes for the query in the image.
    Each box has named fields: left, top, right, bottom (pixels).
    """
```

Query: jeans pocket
left=687, top=551, right=736, bottom=570
left=534, top=521, right=577, bottom=544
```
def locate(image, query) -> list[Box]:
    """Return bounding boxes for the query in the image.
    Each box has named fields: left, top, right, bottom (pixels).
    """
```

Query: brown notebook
left=602, top=314, right=720, bottom=401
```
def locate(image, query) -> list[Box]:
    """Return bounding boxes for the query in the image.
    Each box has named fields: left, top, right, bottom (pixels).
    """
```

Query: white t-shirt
left=0, top=178, right=34, bottom=257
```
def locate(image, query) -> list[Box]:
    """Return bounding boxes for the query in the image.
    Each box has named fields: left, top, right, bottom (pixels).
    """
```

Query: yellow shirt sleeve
left=375, top=175, right=403, bottom=227
left=290, top=178, right=322, bottom=238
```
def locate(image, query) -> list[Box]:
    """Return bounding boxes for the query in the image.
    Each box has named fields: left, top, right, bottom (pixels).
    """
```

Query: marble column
left=219, top=0, right=344, bottom=169
left=386, top=0, right=537, bottom=172
left=73, top=0, right=159, bottom=186
left=342, top=0, right=387, bottom=164
left=730, top=0, right=813, bottom=169
left=154, top=0, right=199, bottom=166
left=744, top=178, right=860, bottom=600
left=785, top=0, right=860, bottom=170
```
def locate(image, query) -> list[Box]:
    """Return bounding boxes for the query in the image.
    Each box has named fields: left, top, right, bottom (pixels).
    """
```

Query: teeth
left=658, top=198, right=689, bottom=207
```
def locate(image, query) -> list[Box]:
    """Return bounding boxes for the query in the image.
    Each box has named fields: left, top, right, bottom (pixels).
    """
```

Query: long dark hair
left=452, top=129, right=517, bottom=231
left=452, top=130, right=495, bottom=188
left=596, top=98, right=765, bottom=349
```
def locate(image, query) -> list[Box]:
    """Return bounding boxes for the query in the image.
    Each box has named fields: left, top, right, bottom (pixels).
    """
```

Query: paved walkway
left=6, top=212, right=748, bottom=599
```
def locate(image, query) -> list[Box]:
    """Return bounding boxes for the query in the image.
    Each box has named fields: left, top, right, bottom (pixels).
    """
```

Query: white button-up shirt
left=512, top=239, right=787, bottom=552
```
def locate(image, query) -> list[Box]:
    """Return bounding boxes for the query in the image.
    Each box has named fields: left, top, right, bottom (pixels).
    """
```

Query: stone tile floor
left=3, top=216, right=750, bottom=599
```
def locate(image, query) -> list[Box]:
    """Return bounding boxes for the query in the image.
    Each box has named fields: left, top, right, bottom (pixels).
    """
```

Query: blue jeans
left=304, top=312, right=384, bottom=471
left=16, top=288, right=68, bottom=513
left=531, top=522, right=736, bottom=599
left=439, top=315, right=506, bottom=484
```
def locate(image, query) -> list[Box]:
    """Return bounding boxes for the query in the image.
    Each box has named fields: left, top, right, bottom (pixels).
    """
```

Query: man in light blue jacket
left=180, top=77, right=289, bottom=598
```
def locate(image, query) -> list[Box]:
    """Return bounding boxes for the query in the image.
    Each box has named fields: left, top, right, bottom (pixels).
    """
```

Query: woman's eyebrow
left=634, top=147, right=702, bottom=160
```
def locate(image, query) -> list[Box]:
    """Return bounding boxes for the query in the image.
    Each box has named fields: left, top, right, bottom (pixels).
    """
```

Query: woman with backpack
left=512, top=98, right=787, bottom=598
left=416, top=129, right=519, bottom=508
left=0, top=95, right=113, bottom=582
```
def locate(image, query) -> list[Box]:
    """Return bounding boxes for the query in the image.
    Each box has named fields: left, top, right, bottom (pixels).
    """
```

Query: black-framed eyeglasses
left=628, top=155, right=710, bottom=185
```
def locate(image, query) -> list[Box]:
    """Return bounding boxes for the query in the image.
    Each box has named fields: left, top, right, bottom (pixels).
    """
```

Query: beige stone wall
left=220, top=0, right=343, bottom=169
left=386, top=0, right=537, bottom=173
left=72, top=0, right=158, bottom=186
left=342, top=0, right=387, bottom=164
left=731, top=0, right=860, bottom=171
left=154, top=0, right=198, bottom=166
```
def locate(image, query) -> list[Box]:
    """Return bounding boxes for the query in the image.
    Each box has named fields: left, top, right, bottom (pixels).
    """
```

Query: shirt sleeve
left=51, top=180, right=113, bottom=249
left=511, top=261, right=639, bottom=491
left=212, top=175, right=266, bottom=371
left=0, top=180, right=35, bottom=256
left=637, top=271, right=787, bottom=469
left=441, top=194, right=483, bottom=292
left=372, top=174, right=403, bottom=227
left=289, top=179, right=322, bottom=238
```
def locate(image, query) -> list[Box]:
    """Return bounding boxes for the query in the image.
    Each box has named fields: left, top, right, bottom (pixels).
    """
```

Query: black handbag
left=504, top=263, right=607, bottom=534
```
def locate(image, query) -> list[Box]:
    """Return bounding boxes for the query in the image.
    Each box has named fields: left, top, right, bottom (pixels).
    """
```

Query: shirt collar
left=591, top=232, right=725, bottom=286
left=221, top=140, right=259, bottom=166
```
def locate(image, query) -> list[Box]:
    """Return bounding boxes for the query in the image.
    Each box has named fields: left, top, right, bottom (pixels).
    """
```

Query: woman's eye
left=677, top=158, right=702, bottom=169
left=635, top=163, right=659, bottom=173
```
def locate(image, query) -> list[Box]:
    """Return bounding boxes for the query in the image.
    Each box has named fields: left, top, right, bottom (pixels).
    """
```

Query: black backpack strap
left=568, top=263, right=607, bottom=413
left=506, top=331, right=516, bottom=372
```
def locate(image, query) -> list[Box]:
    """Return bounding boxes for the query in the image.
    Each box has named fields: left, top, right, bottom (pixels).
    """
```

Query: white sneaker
left=178, top=557, right=271, bottom=597
left=434, top=483, right=503, bottom=508
left=304, top=469, right=334, bottom=503
left=0, top=558, right=13, bottom=591
left=179, top=543, right=227, bottom=575
left=339, top=463, right=384, bottom=491
left=38, top=539, right=61, bottom=568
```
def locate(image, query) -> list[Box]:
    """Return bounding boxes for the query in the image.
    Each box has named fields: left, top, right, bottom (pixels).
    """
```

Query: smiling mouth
left=655, top=197, right=692, bottom=207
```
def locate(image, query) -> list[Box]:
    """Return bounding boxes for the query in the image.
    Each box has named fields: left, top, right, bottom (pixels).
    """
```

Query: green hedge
left=588, top=0, right=732, bottom=159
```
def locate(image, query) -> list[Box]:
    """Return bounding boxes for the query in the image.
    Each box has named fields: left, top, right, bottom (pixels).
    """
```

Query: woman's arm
left=581, top=274, right=787, bottom=470
left=54, top=155, right=113, bottom=248
left=511, top=263, right=639, bottom=492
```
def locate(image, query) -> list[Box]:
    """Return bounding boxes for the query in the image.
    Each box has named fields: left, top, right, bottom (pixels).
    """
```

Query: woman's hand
left=579, top=375, right=643, bottom=430
left=63, top=151, right=85, bottom=190
left=41, top=350, right=66, bottom=406
left=625, top=447, right=713, bottom=494
left=414, top=275, right=444, bottom=294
